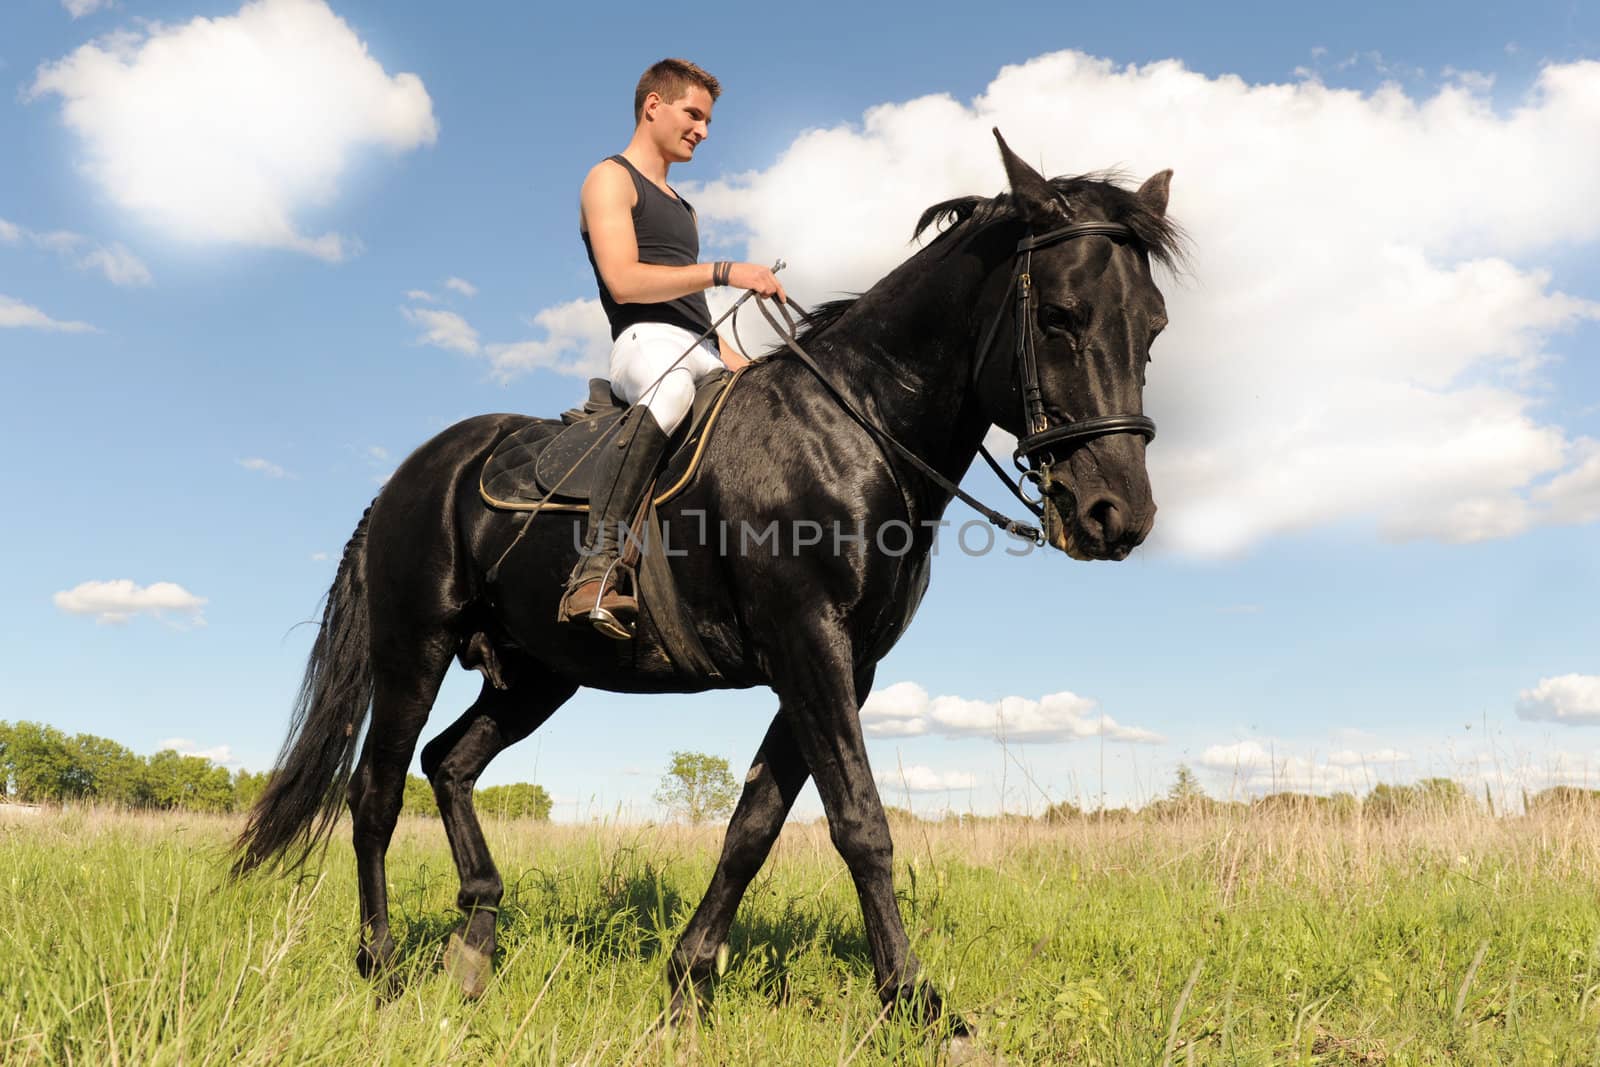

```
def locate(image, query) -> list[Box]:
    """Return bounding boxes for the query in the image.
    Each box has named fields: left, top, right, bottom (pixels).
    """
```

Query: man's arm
left=581, top=161, right=788, bottom=306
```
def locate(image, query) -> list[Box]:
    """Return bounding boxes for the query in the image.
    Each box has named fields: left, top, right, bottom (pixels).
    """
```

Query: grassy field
left=1, top=805, right=1598, bottom=1065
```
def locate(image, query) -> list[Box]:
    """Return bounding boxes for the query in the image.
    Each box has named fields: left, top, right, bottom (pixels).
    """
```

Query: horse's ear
left=994, top=128, right=1067, bottom=228
left=1137, top=169, right=1173, bottom=217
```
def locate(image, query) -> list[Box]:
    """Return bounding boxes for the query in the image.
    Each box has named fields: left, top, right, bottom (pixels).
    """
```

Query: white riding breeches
left=608, top=322, right=726, bottom=436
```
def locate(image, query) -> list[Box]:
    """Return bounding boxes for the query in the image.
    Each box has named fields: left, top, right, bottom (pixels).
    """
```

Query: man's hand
left=726, top=262, right=788, bottom=305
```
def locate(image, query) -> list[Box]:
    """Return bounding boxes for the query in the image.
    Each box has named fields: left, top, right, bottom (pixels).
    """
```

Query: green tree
left=475, top=782, right=553, bottom=820
left=140, top=749, right=235, bottom=812
left=64, top=733, right=143, bottom=805
left=3, top=721, right=75, bottom=802
left=1527, top=786, right=1600, bottom=815
left=654, top=750, right=738, bottom=824
left=881, top=805, right=920, bottom=826
left=232, top=769, right=271, bottom=812
left=1042, top=799, right=1084, bottom=823
left=1365, top=778, right=1472, bottom=819
left=1414, top=777, right=1470, bottom=814
left=402, top=774, right=439, bottom=816
left=0, top=721, right=12, bottom=797
left=1168, top=764, right=1206, bottom=804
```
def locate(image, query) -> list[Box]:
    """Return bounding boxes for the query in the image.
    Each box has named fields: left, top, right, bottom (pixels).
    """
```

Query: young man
left=559, top=58, right=787, bottom=639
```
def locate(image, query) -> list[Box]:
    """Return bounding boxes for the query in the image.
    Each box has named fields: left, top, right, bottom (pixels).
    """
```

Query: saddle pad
left=480, top=364, right=745, bottom=511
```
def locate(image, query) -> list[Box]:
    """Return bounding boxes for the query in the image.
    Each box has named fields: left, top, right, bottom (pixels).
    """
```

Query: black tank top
left=582, top=154, right=714, bottom=340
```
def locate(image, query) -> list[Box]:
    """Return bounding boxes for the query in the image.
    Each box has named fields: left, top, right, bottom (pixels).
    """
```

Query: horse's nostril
left=1086, top=496, right=1127, bottom=543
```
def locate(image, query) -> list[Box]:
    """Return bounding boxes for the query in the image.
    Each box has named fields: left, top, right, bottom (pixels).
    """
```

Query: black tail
left=233, top=504, right=376, bottom=876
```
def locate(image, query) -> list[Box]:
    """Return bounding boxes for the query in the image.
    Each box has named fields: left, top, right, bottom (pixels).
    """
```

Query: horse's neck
left=820, top=257, right=996, bottom=498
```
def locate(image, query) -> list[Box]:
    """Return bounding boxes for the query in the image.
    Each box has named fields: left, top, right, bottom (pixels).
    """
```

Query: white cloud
left=77, top=242, right=151, bottom=286
left=860, top=681, right=1163, bottom=744
left=30, top=0, right=438, bottom=260
left=405, top=289, right=436, bottom=303
left=1198, top=739, right=1411, bottom=793
left=1517, top=674, right=1600, bottom=725
left=1326, top=747, right=1411, bottom=767
left=53, top=579, right=207, bottom=625
left=0, top=217, right=151, bottom=286
left=1535, top=443, right=1600, bottom=526
left=0, top=294, right=96, bottom=332
left=403, top=306, right=481, bottom=355
left=483, top=298, right=612, bottom=382
left=237, top=456, right=290, bottom=479
left=662, top=51, right=1600, bottom=556
left=156, top=738, right=239, bottom=766
left=876, top=765, right=979, bottom=794
left=310, top=551, right=329, bottom=561
left=61, top=0, right=114, bottom=17
left=1398, top=744, right=1600, bottom=806
left=444, top=276, right=478, bottom=297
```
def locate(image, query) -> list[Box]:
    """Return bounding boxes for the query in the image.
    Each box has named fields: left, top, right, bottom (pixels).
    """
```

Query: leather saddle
left=480, top=365, right=745, bottom=511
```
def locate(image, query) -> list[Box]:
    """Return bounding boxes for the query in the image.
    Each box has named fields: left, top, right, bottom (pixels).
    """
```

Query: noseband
left=973, top=221, right=1157, bottom=472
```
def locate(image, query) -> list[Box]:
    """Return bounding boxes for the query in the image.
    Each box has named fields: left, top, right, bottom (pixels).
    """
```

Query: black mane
left=913, top=172, right=1187, bottom=271
left=790, top=296, right=858, bottom=346
left=788, top=172, right=1186, bottom=349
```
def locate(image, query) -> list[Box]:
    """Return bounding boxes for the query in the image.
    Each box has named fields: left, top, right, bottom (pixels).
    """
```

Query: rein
left=756, top=218, right=1158, bottom=548
left=755, top=296, right=1045, bottom=545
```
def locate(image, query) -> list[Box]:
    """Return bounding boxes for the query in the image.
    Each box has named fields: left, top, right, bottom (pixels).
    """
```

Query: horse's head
left=977, top=131, right=1178, bottom=562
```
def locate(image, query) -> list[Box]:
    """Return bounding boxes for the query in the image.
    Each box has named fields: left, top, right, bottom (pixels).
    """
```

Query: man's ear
left=994, top=128, right=1069, bottom=229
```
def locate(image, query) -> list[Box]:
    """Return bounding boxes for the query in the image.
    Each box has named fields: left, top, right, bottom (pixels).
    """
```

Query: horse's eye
left=1039, top=303, right=1079, bottom=336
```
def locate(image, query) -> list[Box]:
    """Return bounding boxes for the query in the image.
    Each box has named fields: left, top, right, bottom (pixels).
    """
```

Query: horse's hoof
left=945, top=1033, right=1005, bottom=1066
left=444, top=932, right=493, bottom=999
left=665, top=990, right=705, bottom=1031
left=356, top=940, right=396, bottom=980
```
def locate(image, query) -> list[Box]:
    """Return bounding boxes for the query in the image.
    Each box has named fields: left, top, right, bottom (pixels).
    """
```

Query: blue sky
left=3, top=0, right=1597, bottom=819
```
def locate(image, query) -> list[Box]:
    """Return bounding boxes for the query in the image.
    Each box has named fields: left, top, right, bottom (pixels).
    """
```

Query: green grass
left=1, top=806, right=1598, bottom=1064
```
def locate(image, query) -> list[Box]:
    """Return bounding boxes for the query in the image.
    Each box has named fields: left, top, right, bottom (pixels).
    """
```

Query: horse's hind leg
left=421, top=671, right=577, bottom=997
left=347, top=635, right=455, bottom=980
left=667, top=709, right=810, bottom=1021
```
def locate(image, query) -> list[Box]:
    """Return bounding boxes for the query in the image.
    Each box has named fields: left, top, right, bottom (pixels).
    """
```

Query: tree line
left=0, top=720, right=551, bottom=819
left=1035, top=766, right=1599, bottom=823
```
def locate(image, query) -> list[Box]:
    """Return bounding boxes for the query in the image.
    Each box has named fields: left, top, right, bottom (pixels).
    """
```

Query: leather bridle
left=754, top=217, right=1157, bottom=547
left=973, top=220, right=1157, bottom=481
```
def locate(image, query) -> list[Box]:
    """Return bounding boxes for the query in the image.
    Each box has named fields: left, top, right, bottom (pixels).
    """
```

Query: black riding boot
left=558, top=408, right=671, bottom=639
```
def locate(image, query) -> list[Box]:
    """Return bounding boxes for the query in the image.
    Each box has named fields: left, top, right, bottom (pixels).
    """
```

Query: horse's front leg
left=769, top=635, right=948, bottom=1024
left=666, top=708, right=812, bottom=1022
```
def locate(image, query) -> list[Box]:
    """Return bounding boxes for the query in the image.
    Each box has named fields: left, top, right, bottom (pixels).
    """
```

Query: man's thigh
left=610, top=323, right=720, bottom=403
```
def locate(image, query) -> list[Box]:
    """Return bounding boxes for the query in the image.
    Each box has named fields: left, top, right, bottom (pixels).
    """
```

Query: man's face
left=645, top=86, right=714, bottom=162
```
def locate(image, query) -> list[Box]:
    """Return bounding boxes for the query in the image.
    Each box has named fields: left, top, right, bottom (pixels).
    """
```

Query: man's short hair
left=634, top=59, right=721, bottom=123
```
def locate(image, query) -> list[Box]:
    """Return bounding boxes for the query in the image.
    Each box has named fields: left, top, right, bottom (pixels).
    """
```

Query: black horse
left=234, top=132, right=1182, bottom=1025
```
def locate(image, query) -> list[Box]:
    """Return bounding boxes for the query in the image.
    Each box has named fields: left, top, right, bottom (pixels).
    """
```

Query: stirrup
left=587, top=557, right=637, bottom=641
left=587, top=604, right=634, bottom=640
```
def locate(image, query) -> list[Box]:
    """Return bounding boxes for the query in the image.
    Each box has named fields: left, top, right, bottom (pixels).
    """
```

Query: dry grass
left=2, top=805, right=1598, bottom=1064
